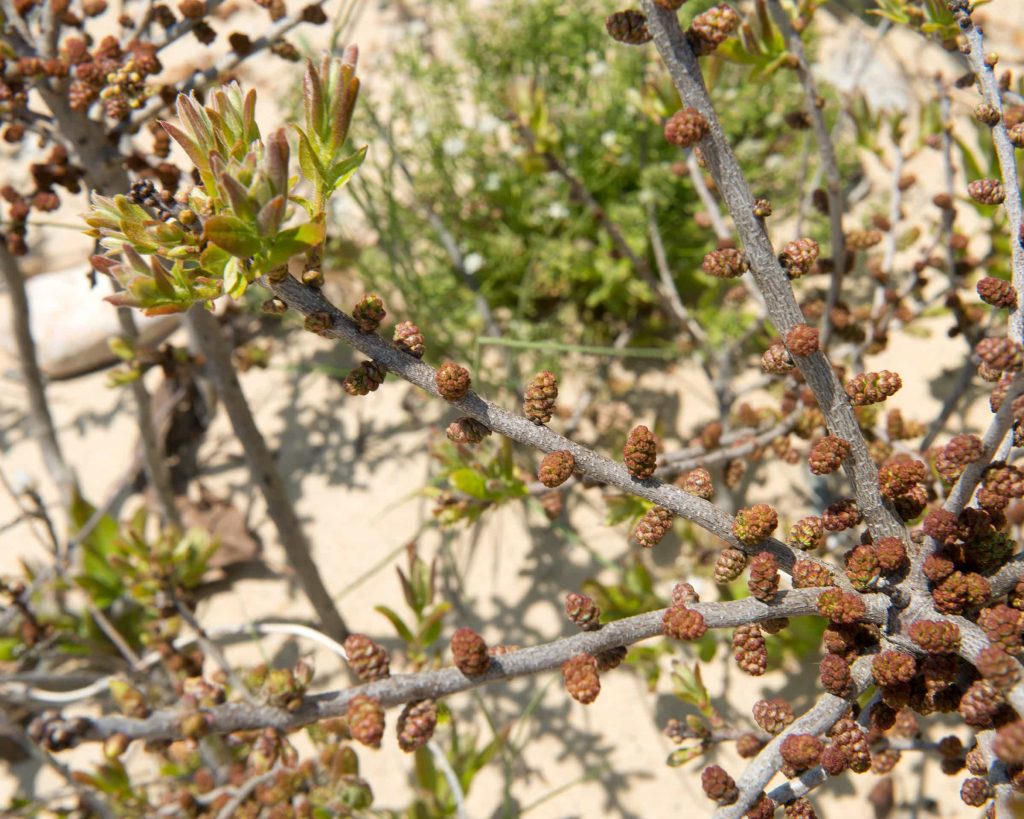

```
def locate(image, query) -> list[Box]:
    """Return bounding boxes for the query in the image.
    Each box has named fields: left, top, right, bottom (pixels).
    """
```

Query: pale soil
left=3, top=1, right=1024, bottom=817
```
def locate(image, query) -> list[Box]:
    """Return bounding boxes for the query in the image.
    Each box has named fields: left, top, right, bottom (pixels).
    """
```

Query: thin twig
left=121, top=0, right=330, bottom=133
left=0, top=244, right=76, bottom=507
left=919, top=357, right=977, bottom=451
left=365, top=106, right=502, bottom=339
left=115, top=308, right=182, bottom=527
left=23, top=77, right=182, bottom=528
left=686, top=149, right=730, bottom=241
left=172, top=592, right=247, bottom=696
left=184, top=306, right=349, bottom=641
left=714, top=656, right=873, bottom=818
left=952, top=5, right=1024, bottom=346
left=83, top=602, right=142, bottom=667
left=1, top=620, right=350, bottom=706
left=655, top=411, right=800, bottom=477
left=429, top=739, right=469, bottom=819
left=766, top=0, right=846, bottom=350
left=147, top=0, right=228, bottom=52
left=513, top=118, right=682, bottom=324
left=945, top=374, right=1024, bottom=515
left=213, top=764, right=284, bottom=819
left=647, top=203, right=707, bottom=345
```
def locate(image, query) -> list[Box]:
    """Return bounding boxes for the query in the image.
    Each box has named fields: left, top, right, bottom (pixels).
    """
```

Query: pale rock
left=0, top=266, right=179, bottom=379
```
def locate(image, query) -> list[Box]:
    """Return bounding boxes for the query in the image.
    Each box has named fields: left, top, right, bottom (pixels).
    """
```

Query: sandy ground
left=4, top=0, right=1024, bottom=816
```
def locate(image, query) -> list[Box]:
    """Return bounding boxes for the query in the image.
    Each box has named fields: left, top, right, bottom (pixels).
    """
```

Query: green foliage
left=406, top=707, right=506, bottom=818
left=72, top=499, right=217, bottom=610
left=342, top=0, right=818, bottom=359
left=376, top=544, right=452, bottom=667
left=295, top=49, right=367, bottom=206
left=84, top=57, right=364, bottom=314
left=871, top=0, right=990, bottom=45
left=582, top=556, right=662, bottom=621
left=425, top=438, right=529, bottom=527
left=666, top=661, right=724, bottom=767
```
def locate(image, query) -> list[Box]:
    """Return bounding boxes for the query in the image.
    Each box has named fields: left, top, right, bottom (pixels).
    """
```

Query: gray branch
left=185, top=307, right=348, bottom=641
left=765, top=0, right=847, bottom=351
left=714, top=656, right=873, bottom=819
left=263, top=273, right=848, bottom=588
left=639, top=0, right=905, bottom=545
left=953, top=8, right=1024, bottom=345
left=31, top=82, right=181, bottom=528
left=78, top=589, right=886, bottom=742
left=23, top=67, right=345, bottom=636
left=0, top=244, right=76, bottom=507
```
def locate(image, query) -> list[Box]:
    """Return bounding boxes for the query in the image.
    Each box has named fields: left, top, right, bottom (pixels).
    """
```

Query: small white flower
left=442, top=136, right=466, bottom=157
left=546, top=202, right=570, bottom=220
left=8, top=470, right=35, bottom=495
left=590, top=60, right=609, bottom=78
left=476, top=114, right=501, bottom=135
left=412, top=120, right=429, bottom=139
left=463, top=252, right=484, bottom=275
left=600, top=130, right=618, bottom=149
left=484, top=172, right=501, bottom=191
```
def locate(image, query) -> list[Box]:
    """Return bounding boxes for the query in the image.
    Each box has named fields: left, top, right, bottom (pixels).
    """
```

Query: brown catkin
left=634, top=506, right=675, bottom=547
left=343, top=634, right=390, bottom=682
left=605, top=9, right=651, bottom=44
left=450, top=628, right=490, bottom=676
left=523, top=371, right=558, bottom=424
left=623, top=425, right=658, bottom=479
left=435, top=361, right=471, bottom=401
left=562, top=654, right=601, bottom=704
left=396, top=700, right=437, bottom=752
left=664, top=108, right=710, bottom=148
left=786, top=323, right=819, bottom=356
left=538, top=450, right=576, bottom=488
left=733, top=503, right=778, bottom=545
left=733, top=624, right=767, bottom=676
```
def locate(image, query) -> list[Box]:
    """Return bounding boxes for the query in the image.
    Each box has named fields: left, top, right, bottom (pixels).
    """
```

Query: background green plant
left=338, top=0, right=845, bottom=366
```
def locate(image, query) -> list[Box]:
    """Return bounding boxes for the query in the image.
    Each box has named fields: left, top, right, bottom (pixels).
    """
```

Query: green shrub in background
left=339, top=0, right=843, bottom=363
